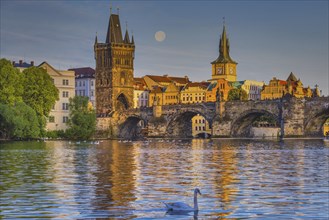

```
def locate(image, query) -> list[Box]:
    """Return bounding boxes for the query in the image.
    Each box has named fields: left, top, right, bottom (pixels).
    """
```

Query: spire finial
left=117, top=7, right=120, bottom=15
left=126, top=21, right=128, bottom=30
left=223, top=16, right=225, bottom=26
left=110, top=4, right=112, bottom=14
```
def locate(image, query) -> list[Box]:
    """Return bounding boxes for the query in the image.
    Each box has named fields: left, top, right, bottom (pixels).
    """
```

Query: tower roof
left=211, top=25, right=237, bottom=64
left=106, top=14, right=123, bottom=43
left=287, top=72, right=298, bottom=82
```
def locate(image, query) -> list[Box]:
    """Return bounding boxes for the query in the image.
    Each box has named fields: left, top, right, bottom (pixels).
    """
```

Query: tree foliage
left=22, top=67, right=59, bottom=117
left=0, top=58, right=24, bottom=105
left=66, top=96, right=96, bottom=140
left=0, top=102, right=40, bottom=139
left=228, top=88, right=248, bottom=101
left=21, top=66, right=59, bottom=132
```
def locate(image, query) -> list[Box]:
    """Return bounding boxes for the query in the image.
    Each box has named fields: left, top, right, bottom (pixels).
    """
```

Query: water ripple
left=0, top=139, right=328, bottom=219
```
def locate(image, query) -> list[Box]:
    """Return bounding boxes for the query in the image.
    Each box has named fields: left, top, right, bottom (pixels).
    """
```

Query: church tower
left=211, top=24, right=237, bottom=82
left=94, top=12, right=135, bottom=115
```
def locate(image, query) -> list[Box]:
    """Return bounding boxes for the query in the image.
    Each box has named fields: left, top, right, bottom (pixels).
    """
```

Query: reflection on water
left=0, top=139, right=328, bottom=219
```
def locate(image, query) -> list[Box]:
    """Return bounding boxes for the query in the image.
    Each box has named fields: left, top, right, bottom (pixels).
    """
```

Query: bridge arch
left=231, top=109, right=279, bottom=137
left=116, top=93, right=129, bottom=111
left=118, top=115, right=147, bottom=139
left=166, top=109, right=213, bottom=138
left=304, top=109, right=329, bottom=137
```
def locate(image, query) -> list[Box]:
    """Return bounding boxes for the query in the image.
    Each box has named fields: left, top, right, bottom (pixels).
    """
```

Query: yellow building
left=323, top=118, right=329, bottom=136
left=191, top=114, right=211, bottom=137
left=211, top=25, right=237, bottom=82
left=260, top=77, right=287, bottom=100
left=206, top=79, right=232, bottom=102
left=148, top=86, right=164, bottom=106
left=180, top=82, right=209, bottom=104
left=162, top=82, right=181, bottom=105
left=145, top=75, right=190, bottom=106
left=39, top=62, right=75, bottom=131
left=261, top=72, right=316, bottom=100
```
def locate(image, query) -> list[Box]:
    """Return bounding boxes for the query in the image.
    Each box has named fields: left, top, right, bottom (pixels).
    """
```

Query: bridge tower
left=94, top=11, right=135, bottom=115
left=211, top=23, right=237, bottom=82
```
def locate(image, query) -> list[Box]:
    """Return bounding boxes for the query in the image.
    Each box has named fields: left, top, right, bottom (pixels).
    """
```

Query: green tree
left=22, top=66, right=59, bottom=132
left=0, top=102, right=40, bottom=139
left=228, top=88, right=248, bottom=101
left=0, top=58, right=23, bottom=105
left=66, top=96, right=96, bottom=140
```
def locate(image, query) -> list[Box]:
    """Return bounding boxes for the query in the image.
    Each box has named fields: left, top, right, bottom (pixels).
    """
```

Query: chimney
left=12, top=61, right=15, bottom=66
left=31, top=61, right=34, bottom=66
left=19, top=60, right=23, bottom=65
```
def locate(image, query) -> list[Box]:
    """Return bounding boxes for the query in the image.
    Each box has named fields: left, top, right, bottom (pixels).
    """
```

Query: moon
left=155, top=31, right=166, bottom=42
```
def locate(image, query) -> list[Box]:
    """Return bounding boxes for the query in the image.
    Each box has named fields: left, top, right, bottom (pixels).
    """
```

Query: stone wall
left=250, top=127, right=280, bottom=138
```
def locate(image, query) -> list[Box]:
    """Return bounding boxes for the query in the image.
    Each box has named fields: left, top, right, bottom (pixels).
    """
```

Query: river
left=0, top=139, right=328, bottom=219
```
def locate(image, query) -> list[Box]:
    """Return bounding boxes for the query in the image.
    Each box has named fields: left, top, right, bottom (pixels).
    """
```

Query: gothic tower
left=94, top=12, right=135, bottom=115
left=211, top=24, right=237, bottom=82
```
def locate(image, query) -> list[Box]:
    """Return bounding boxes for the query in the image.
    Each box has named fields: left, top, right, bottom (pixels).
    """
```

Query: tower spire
left=212, top=20, right=236, bottom=64
left=124, top=21, right=130, bottom=43
left=131, top=30, right=135, bottom=44
left=95, top=32, right=98, bottom=44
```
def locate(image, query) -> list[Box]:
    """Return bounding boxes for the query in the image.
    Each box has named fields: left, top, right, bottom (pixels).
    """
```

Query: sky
left=1, top=0, right=328, bottom=95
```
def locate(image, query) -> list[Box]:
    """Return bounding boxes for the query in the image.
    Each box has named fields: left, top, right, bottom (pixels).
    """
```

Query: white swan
left=164, top=188, right=201, bottom=211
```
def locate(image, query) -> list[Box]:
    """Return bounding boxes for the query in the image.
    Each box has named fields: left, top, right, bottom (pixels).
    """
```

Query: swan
left=164, top=188, right=201, bottom=211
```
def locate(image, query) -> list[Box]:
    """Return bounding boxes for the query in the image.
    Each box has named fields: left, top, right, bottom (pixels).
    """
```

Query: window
left=62, top=103, right=69, bottom=110
left=83, top=81, right=85, bottom=86
left=62, top=91, right=69, bottom=98
left=63, top=116, right=69, bottom=123
left=52, top=104, right=55, bottom=110
left=63, top=79, right=69, bottom=85
left=91, top=90, right=94, bottom=96
left=91, top=80, right=94, bottom=86
left=48, top=116, right=55, bottom=123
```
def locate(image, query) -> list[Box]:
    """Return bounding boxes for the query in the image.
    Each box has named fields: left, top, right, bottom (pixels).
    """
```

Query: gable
left=38, top=62, right=62, bottom=77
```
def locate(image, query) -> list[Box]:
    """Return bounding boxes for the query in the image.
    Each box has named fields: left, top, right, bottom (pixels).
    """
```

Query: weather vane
left=223, top=16, right=225, bottom=25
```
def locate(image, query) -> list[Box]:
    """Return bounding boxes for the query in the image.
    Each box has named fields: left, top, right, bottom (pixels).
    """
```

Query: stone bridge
left=96, top=96, right=329, bottom=139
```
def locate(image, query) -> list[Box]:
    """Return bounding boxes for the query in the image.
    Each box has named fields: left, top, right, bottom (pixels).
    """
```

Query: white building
left=241, top=80, right=265, bottom=100
left=39, top=62, right=75, bottom=131
left=133, top=78, right=149, bottom=108
left=69, top=67, right=96, bottom=108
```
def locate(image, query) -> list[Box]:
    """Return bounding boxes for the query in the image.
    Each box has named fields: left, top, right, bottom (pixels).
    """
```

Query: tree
left=66, top=96, right=96, bottom=140
left=22, top=66, right=59, bottom=131
left=0, top=102, right=40, bottom=139
left=228, top=88, right=248, bottom=101
left=0, top=58, right=24, bottom=105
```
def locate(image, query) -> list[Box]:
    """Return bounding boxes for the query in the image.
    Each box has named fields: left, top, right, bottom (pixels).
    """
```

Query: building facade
left=133, top=77, right=149, bottom=108
left=39, top=62, right=75, bottom=131
left=261, top=72, right=315, bottom=100
left=206, top=79, right=232, bottom=102
left=69, top=67, right=96, bottom=107
left=180, top=82, right=209, bottom=104
left=191, top=114, right=211, bottom=137
left=94, top=12, right=135, bottom=115
left=241, top=80, right=264, bottom=100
